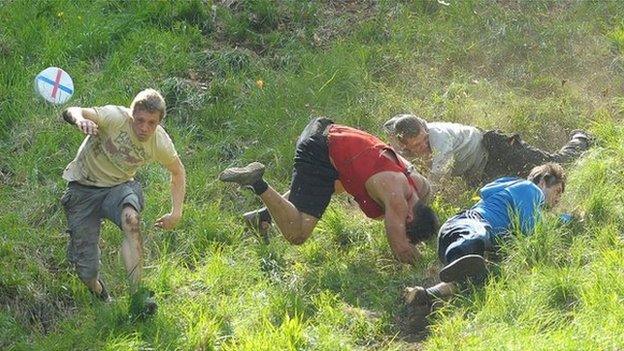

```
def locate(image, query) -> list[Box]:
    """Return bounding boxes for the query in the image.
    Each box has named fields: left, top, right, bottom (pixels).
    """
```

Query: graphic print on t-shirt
left=104, top=131, right=148, bottom=171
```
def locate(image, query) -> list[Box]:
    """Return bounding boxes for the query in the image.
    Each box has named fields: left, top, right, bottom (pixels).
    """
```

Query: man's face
left=399, top=131, right=430, bottom=156
left=132, top=110, right=161, bottom=142
left=539, top=181, right=564, bottom=208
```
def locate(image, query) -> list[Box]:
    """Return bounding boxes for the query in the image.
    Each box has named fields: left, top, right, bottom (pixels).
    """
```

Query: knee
left=122, top=207, right=140, bottom=231
left=288, top=235, right=308, bottom=246
left=284, top=229, right=310, bottom=245
left=76, top=265, right=99, bottom=283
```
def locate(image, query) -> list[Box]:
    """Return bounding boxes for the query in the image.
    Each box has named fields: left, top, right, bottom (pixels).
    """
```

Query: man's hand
left=394, top=245, right=421, bottom=265
left=76, top=119, right=99, bottom=135
left=62, top=107, right=99, bottom=135
left=155, top=213, right=181, bottom=230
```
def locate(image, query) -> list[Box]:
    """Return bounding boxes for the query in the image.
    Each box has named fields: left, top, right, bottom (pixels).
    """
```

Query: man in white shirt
left=383, top=114, right=590, bottom=186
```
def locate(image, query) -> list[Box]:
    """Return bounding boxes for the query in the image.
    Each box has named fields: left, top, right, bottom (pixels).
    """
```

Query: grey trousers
left=61, top=181, right=144, bottom=281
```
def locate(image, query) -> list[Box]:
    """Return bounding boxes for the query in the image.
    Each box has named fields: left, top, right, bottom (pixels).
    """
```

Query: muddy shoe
left=129, top=287, right=157, bottom=320
left=439, top=254, right=487, bottom=283
left=219, top=162, right=265, bottom=186
left=403, top=286, right=433, bottom=307
left=92, top=279, right=112, bottom=303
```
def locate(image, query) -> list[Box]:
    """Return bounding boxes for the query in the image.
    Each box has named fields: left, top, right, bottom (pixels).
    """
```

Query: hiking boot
left=439, top=254, right=487, bottom=283
left=92, top=279, right=112, bottom=303
left=403, top=286, right=433, bottom=307
left=129, top=287, right=158, bottom=320
left=219, top=162, right=265, bottom=186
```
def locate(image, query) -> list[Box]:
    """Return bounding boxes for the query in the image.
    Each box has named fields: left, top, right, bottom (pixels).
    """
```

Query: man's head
left=527, top=162, right=566, bottom=208
left=383, top=114, right=430, bottom=156
left=406, top=201, right=439, bottom=244
left=130, top=89, right=166, bottom=142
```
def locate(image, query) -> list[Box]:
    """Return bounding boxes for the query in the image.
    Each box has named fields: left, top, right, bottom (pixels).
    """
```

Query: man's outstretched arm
left=62, top=107, right=99, bottom=135
left=155, top=156, right=186, bottom=230
left=373, top=174, right=420, bottom=264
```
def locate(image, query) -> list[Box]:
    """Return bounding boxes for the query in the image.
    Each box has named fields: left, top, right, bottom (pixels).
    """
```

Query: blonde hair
left=130, top=89, right=166, bottom=120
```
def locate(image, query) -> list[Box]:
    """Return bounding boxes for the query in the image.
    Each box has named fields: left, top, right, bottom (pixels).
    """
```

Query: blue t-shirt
left=471, top=177, right=545, bottom=236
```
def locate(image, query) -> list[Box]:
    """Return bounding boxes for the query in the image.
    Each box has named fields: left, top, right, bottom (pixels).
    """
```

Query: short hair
left=527, top=162, right=566, bottom=192
left=383, top=114, right=428, bottom=140
left=406, top=201, right=439, bottom=244
left=130, top=89, right=166, bottom=121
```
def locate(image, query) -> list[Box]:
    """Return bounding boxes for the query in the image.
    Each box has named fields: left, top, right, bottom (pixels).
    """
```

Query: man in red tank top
left=220, top=118, right=439, bottom=264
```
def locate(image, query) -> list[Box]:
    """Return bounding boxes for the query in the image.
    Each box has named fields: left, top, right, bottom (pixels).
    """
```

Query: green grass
left=2, top=0, right=624, bottom=349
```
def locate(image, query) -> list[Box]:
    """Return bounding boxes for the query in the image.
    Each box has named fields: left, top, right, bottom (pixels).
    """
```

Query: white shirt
left=427, top=122, right=487, bottom=181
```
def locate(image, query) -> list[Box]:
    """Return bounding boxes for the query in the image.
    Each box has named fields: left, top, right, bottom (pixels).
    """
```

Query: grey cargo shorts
left=61, top=181, right=144, bottom=281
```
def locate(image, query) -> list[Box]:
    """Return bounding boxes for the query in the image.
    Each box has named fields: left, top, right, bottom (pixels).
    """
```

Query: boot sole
left=439, top=254, right=487, bottom=283
left=219, top=162, right=265, bottom=185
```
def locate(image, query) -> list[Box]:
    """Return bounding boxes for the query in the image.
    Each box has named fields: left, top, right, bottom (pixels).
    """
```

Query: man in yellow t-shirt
left=60, top=89, right=186, bottom=316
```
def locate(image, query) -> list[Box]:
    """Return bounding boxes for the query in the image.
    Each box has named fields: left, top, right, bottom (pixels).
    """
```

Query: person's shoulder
left=95, top=105, right=131, bottom=121
left=154, top=125, right=174, bottom=144
left=513, top=179, right=540, bottom=190
left=152, top=126, right=178, bottom=164
left=429, top=122, right=479, bottom=137
left=510, top=180, right=544, bottom=201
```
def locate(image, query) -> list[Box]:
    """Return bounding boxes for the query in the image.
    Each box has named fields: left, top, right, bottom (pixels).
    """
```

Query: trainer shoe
left=219, top=162, right=265, bottom=186
left=439, top=254, right=487, bottom=283
left=129, top=287, right=158, bottom=320
left=92, top=279, right=112, bottom=303
left=569, top=129, right=592, bottom=146
left=243, top=208, right=272, bottom=233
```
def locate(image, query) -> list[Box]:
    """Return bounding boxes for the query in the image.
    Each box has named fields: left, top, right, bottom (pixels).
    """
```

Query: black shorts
left=289, top=117, right=339, bottom=218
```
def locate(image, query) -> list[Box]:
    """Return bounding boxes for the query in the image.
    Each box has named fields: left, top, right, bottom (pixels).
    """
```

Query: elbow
left=397, top=255, right=415, bottom=264
left=172, top=170, right=187, bottom=185
left=287, top=235, right=307, bottom=246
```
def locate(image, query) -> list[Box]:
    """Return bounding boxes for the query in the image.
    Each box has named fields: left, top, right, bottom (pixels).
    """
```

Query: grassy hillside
left=1, top=0, right=624, bottom=350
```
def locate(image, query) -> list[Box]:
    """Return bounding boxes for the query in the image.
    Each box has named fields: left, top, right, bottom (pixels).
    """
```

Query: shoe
left=243, top=208, right=272, bottom=234
left=439, top=254, right=487, bottom=283
left=219, top=162, right=265, bottom=186
left=92, top=279, right=112, bottom=303
left=569, top=129, right=592, bottom=146
left=129, top=287, right=158, bottom=320
left=403, top=286, right=432, bottom=307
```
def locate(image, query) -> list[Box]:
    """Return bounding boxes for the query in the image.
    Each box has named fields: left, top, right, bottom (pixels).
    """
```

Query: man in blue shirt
left=404, top=162, right=566, bottom=307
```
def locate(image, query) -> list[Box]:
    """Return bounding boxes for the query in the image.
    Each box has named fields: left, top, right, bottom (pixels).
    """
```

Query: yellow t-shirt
left=62, top=105, right=178, bottom=187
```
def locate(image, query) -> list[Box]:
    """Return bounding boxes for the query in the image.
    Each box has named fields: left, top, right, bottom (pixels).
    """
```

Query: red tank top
left=327, top=124, right=418, bottom=218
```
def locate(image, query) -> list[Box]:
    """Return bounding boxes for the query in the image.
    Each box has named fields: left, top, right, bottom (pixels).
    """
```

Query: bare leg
left=219, top=162, right=320, bottom=244
left=248, top=190, right=290, bottom=230
left=259, top=186, right=318, bottom=245
left=120, top=205, right=142, bottom=292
